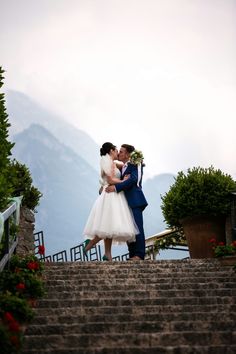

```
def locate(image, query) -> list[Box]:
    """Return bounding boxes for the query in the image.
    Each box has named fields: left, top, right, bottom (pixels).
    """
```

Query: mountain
left=142, top=173, right=175, bottom=236
left=12, top=124, right=99, bottom=255
left=6, top=90, right=100, bottom=171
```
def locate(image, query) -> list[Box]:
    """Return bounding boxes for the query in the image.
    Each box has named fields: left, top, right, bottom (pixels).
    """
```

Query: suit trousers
left=127, top=207, right=145, bottom=260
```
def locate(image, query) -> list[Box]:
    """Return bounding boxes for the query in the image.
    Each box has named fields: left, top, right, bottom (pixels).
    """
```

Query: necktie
left=122, top=163, right=127, bottom=175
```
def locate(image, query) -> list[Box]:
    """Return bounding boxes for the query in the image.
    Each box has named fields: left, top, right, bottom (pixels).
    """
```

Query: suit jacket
left=115, top=163, right=148, bottom=211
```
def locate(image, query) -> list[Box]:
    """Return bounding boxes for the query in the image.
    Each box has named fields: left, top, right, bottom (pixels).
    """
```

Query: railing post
left=3, top=218, right=10, bottom=268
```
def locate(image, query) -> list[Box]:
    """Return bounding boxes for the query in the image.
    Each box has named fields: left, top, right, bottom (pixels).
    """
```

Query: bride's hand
left=124, top=174, right=130, bottom=180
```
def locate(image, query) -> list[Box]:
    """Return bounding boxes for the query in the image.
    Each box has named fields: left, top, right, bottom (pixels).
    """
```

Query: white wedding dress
left=83, top=154, right=137, bottom=243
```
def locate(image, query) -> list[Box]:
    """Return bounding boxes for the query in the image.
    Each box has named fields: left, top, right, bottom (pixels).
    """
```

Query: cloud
left=1, top=0, right=236, bottom=178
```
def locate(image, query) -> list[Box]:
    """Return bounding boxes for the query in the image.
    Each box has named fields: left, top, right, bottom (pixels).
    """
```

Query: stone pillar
left=16, top=206, right=35, bottom=257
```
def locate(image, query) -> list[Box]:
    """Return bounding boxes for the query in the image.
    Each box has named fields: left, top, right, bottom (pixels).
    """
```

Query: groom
left=106, top=144, right=148, bottom=260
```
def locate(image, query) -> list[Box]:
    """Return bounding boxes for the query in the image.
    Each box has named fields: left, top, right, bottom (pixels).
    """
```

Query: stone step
left=43, top=289, right=236, bottom=300
left=37, top=296, right=234, bottom=308
left=25, top=320, right=236, bottom=335
left=43, top=276, right=235, bottom=285
left=44, top=270, right=230, bottom=276
left=22, top=331, right=236, bottom=349
left=43, top=263, right=234, bottom=270
left=43, top=259, right=224, bottom=268
left=33, top=311, right=236, bottom=325
left=34, top=304, right=236, bottom=316
left=21, top=345, right=236, bottom=354
left=44, top=278, right=234, bottom=288
left=22, top=260, right=236, bottom=353
left=43, top=265, right=232, bottom=273
left=45, top=281, right=236, bottom=291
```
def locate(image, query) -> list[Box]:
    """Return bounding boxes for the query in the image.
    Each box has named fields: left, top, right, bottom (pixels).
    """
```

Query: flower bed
left=209, top=238, right=236, bottom=257
left=0, top=254, right=45, bottom=353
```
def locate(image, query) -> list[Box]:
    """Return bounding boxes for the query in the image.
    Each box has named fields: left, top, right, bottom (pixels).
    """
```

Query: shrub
left=161, top=166, right=236, bottom=229
left=0, top=294, right=34, bottom=323
left=0, top=254, right=45, bottom=352
left=0, top=67, right=14, bottom=211
left=8, top=159, right=42, bottom=211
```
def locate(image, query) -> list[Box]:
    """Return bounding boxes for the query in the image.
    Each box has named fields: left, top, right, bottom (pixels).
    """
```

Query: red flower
left=16, top=282, right=25, bottom=291
left=218, top=242, right=225, bottom=246
left=4, top=312, right=14, bottom=323
left=232, top=241, right=236, bottom=247
left=3, top=312, right=20, bottom=332
left=27, top=261, right=39, bottom=270
left=8, top=320, right=20, bottom=332
left=209, top=238, right=217, bottom=243
left=38, top=245, right=45, bottom=255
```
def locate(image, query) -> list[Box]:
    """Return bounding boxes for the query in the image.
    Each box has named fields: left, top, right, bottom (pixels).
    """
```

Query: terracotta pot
left=181, top=215, right=226, bottom=259
left=218, top=255, right=236, bottom=266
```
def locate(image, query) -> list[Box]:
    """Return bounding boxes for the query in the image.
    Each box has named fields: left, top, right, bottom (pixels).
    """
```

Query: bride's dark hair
left=100, top=142, right=116, bottom=156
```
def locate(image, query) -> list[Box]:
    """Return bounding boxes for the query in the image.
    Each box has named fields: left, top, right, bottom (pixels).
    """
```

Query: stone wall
left=16, top=206, right=35, bottom=257
left=225, top=215, right=233, bottom=245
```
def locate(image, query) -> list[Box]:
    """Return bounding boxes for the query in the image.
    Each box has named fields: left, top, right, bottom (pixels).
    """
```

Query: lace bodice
left=100, top=165, right=121, bottom=186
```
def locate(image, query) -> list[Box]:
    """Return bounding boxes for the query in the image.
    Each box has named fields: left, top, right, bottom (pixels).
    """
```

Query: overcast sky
left=1, top=0, right=236, bottom=179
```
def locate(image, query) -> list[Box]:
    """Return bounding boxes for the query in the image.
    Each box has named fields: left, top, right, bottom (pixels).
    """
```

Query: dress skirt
left=83, top=188, right=138, bottom=243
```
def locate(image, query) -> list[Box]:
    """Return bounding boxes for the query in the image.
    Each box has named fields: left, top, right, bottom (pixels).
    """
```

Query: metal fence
left=36, top=230, right=188, bottom=263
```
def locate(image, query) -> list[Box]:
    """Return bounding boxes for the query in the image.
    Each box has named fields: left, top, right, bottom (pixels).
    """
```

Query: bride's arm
left=115, top=161, right=123, bottom=170
left=105, top=163, right=130, bottom=184
left=106, top=174, right=130, bottom=184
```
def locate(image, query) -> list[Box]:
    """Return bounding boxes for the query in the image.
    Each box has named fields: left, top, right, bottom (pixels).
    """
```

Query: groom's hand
left=105, top=185, right=116, bottom=193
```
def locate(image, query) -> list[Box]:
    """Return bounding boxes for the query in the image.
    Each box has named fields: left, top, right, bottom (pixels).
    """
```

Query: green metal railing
left=0, top=201, right=18, bottom=271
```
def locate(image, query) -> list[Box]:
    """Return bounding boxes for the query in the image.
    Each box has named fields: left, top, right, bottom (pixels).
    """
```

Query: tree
left=0, top=67, right=14, bottom=210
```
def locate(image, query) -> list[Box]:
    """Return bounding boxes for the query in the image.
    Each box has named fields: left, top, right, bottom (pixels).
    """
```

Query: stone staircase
left=22, top=259, right=236, bottom=354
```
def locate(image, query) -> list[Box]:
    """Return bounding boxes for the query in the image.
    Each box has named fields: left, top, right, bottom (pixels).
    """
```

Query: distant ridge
left=6, top=90, right=100, bottom=171
left=12, top=123, right=99, bottom=255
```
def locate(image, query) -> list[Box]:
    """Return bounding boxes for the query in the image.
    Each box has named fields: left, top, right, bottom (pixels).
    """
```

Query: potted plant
left=161, top=166, right=236, bottom=258
left=209, top=238, right=236, bottom=265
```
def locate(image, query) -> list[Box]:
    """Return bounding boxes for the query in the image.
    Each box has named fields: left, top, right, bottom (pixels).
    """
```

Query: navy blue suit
left=115, top=163, right=148, bottom=259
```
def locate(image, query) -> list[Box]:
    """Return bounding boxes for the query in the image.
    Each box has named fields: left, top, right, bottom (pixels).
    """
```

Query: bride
left=83, top=142, right=138, bottom=261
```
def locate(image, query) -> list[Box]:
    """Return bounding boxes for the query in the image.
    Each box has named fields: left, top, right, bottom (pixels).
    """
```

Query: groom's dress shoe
left=102, top=255, right=109, bottom=261
left=129, top=256, right=142, bottom=261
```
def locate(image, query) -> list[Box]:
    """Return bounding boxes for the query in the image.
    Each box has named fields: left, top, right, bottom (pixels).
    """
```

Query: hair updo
left=100, top=142, right=116, bottom=156
left=121, top=144, right=135, bottom=154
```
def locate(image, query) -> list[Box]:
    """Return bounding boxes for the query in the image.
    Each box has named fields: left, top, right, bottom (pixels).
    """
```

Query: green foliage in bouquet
left=130, top=150, right=144, bottom=165
left=161, top=166, right=236, bottom=229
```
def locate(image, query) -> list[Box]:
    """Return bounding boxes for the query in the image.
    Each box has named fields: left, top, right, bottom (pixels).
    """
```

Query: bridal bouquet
left=130, top=150, right=144, bottom=165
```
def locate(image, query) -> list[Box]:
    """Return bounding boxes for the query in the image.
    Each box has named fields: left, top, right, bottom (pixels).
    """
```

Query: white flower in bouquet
left=130, top=150, right=144, bottom=165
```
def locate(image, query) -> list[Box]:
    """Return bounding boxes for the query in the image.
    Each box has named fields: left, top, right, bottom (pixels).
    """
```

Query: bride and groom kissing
left=83, top=142, right=148, bottom=261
